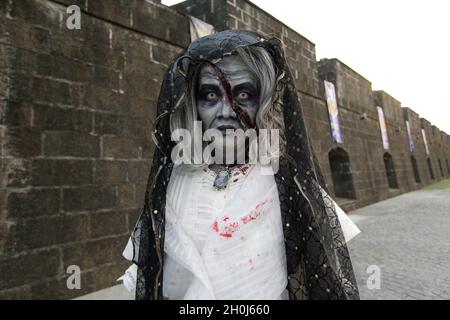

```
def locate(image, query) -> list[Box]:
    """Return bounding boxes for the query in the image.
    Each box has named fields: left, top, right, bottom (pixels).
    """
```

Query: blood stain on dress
left=241, top=199, right=269, bottom=224
left=213, top=219, right=240, bottom=238
left=212, top=199, right=269, bottom=238
left=219, top=233, right=232, bottom=238
left=212, top=220, right=219, bottom=232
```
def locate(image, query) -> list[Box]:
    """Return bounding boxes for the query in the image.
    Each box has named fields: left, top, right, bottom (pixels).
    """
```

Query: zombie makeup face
left=196, top=55, right=260, bottom=132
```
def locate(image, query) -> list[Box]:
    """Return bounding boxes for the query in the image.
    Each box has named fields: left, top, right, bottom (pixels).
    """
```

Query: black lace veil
left=129, top=30, right=359, bottom=300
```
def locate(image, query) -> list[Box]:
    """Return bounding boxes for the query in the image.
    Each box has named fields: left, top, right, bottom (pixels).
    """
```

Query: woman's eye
left=205, top=92, right=218, bottom=101
left=238, top=92, right=248, bottom=100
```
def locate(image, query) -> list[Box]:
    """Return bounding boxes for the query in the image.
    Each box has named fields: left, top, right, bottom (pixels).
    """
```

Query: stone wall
left=318, top=59, right=385, bottom=210
left=403, top=107, right=429, bottom=186
left=421, top=118, right=437, bottom=182
left=431, top=126, right=446, bottom=179
left=373, top=91, right=416, bottom=194
left=0, top=0, right=189, bottom=299
left=445, top=134, right=450, bottom=176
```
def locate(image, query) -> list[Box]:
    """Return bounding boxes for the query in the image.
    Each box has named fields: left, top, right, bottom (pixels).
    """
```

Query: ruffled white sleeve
left=117, top=237, right=137, bottom=292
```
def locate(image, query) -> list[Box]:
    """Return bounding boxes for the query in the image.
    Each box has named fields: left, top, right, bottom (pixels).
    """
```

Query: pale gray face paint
left=196, top=55, right=260, bottom=132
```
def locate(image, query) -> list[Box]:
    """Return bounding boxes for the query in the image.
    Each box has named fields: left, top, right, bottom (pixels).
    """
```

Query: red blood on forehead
left=207, top=62, right=255, bottom=129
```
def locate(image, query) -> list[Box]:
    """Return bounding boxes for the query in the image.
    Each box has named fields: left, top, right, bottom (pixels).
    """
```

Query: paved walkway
left=76, top=186, right=450, bottom=300
left=348, top=187, right=450, bottom=300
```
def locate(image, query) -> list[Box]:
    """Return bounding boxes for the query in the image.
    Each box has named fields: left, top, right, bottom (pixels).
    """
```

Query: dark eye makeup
left=233, top=83, right=257, bottom=100
left=198, top=84, right=221, bottom=102
left=197, top=82, right=258, bottom=107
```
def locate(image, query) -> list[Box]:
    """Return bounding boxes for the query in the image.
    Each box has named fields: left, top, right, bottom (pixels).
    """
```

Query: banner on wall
left=324, top=81, right=343, bottom=144
left=189, top=16, right=215, bottom=41
left=406, top=120, right=415, bottom=153
left=376, top=106, right=390, bottom=150
left=421, top=128, right=430, bottom=156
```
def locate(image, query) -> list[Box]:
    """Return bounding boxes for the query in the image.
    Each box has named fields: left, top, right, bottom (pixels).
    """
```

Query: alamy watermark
left=66, top=265, right=81, bottom=290
left=66, top=5, right=81, bottom=30
left=366, top=265, right=381, bottom=290
left=170, top=121, right=280, bottom=174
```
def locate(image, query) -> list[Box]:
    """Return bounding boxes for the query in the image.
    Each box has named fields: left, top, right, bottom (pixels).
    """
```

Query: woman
left=120, top=29, right=360, bottom=300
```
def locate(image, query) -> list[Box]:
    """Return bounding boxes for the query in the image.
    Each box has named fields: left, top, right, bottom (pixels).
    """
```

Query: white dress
left=162, top=163, right=288, bottom=299
left=119, top=164, right=361, bottom=299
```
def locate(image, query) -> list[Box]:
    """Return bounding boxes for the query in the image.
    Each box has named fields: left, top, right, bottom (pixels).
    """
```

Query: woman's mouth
left=216, top=125, right=238, bottom=134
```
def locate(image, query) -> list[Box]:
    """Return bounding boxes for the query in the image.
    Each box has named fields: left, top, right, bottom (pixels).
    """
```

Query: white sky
left=163, top=0, right=450, bottom=134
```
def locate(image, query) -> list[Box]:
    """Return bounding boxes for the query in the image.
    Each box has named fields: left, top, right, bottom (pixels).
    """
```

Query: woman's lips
left=216, top=125, right=240, bottom=135
left=216, top=125, right=237, bottom=131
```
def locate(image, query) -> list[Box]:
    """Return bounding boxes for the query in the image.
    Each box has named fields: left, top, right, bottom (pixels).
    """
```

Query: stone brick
left=62, top=235, right=129, bottom=271
left=128, top=160, right=151, bottom=184
left=5, top=21, right=51, bottom=54
left=133, top=0, right=190, bottom=47
left=117, top=184, right=135, bottom=209
left=5, top=214, right=89, bottom=252
left=5, top=72, right=33, bottom=104
left=33, top=104, right=93, bottom=133
left=36, top=53, right=92, bottom=83
left=4, top=127, right=41, bottom=158
left=87, top=0, right=135, bottom=29
left=7, top=188, right=60, bottom=219
left=5, top=158, right=32, bottom=188
left=152, top=45, right=173, bottom=65
left=8, top=0, right=63, bottom=30
left=122, top=74, right=161, bottom=99
left=128, top=93, right=159, bottom=128
left=30, top=273, right=95, bottom=300
left=0, top=249, right=60, bottom=290
left=93, top=160, right=128, bottom=184
left=32, top=77, right=79, bottom=107
left=0, top=285, right=32, bottom=300
left=43, top=131, right=100, bottom=158
left=62, top=186, right=116, bottom=212
left=31, top=159, right=93, bottom=186
left=72, top=109, right=93, bottom=133
left=82, top=85, right=128, bottom=114
left=90, top=209, right=129, bottom=239
left=102, top=136, right=139, bottom=159
left=90, top=65, right=120, bottom=90
left=93, top=112, right=119, bottom=135
left=0, top=100, right=32, bottom=128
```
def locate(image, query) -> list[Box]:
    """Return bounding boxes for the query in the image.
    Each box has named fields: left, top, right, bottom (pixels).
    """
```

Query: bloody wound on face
left=207, top=62, right=255, bottom=129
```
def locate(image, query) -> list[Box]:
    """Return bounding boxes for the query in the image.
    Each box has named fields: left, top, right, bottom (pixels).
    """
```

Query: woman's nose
left=218, top=98, right=236, bottom=119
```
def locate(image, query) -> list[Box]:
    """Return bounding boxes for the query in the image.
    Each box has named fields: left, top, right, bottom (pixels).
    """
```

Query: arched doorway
left=411, top=155, right=421, bottom=183
left=383, top=153, right=398, bottom=189
left=328, top=147, right=356, bottom=199
left=427, top=157, right=435, bottom=180
left=447, top=159, right=450, bottom=176
left=438, top=159, right=444, bottom=178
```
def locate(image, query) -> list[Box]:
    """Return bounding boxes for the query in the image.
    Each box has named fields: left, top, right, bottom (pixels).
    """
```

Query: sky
left=163, top=0, right=450, bottom=134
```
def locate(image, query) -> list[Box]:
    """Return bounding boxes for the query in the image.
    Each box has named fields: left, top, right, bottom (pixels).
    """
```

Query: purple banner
left=324, top=81, right=343, bottom=144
